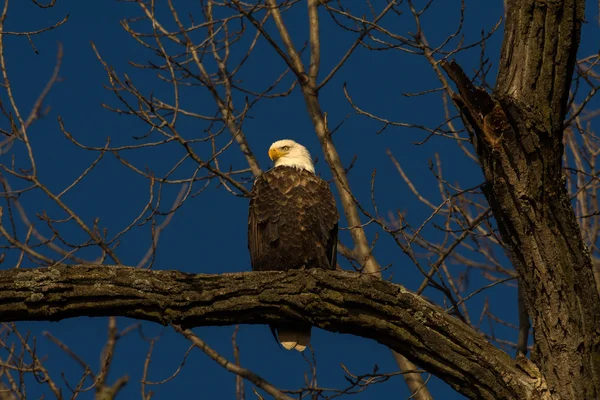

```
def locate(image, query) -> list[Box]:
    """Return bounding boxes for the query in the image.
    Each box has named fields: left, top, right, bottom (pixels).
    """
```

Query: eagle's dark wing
left=315, top=176, right=338, bottom=269
left=248, top=173, right=271, bottom=269
left=248, top=166, right=338, bottom=272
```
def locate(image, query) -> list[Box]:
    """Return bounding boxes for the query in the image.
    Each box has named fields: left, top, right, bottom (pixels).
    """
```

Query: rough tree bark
left=0, top=265, right=546, bottom=400
left=442, top=0, right=600, bottom=398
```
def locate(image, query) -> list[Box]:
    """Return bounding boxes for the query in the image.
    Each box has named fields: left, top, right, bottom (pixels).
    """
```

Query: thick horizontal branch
left=1, top=265, right=541, bottom=399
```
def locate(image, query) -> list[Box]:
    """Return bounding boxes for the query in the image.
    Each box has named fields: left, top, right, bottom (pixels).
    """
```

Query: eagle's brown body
left=248, top=166, right=338, bottom=271
left=248, top=165, right=339, bottom=350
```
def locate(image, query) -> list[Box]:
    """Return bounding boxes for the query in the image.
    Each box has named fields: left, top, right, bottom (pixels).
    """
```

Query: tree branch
left=173, top=325, right=293, bottom=400
left=1, top=265, right=545, bottom=400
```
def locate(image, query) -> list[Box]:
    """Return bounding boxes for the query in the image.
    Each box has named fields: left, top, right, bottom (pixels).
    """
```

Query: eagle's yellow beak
left=269, top=147, right=282, bottom=161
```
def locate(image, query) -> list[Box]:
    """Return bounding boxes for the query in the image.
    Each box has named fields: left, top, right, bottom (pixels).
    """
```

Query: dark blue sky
left=3, top=1, right=599, bottom=399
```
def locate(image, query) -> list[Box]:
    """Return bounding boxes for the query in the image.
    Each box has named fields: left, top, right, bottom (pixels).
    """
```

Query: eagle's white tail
left=278, top=327, right=311, bottom=352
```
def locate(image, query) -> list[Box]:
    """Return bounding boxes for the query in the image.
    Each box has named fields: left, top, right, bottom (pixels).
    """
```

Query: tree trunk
left=442, top=0, right=600, bottom=398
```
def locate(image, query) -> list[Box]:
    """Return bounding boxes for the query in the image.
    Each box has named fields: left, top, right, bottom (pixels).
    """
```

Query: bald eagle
left=248, top=139, right=339, bottom=352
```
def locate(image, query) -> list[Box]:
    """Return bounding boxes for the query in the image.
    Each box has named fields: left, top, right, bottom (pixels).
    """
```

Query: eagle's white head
left=268, top=139, right=315, bottom=173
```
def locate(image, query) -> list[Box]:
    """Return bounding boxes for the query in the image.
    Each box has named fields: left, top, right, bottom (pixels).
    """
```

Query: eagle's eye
left=281, top=146, right=290, bottom=151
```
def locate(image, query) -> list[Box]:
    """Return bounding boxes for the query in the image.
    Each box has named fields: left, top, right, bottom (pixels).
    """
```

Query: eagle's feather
left=248, top=141, right=339, bottom=351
